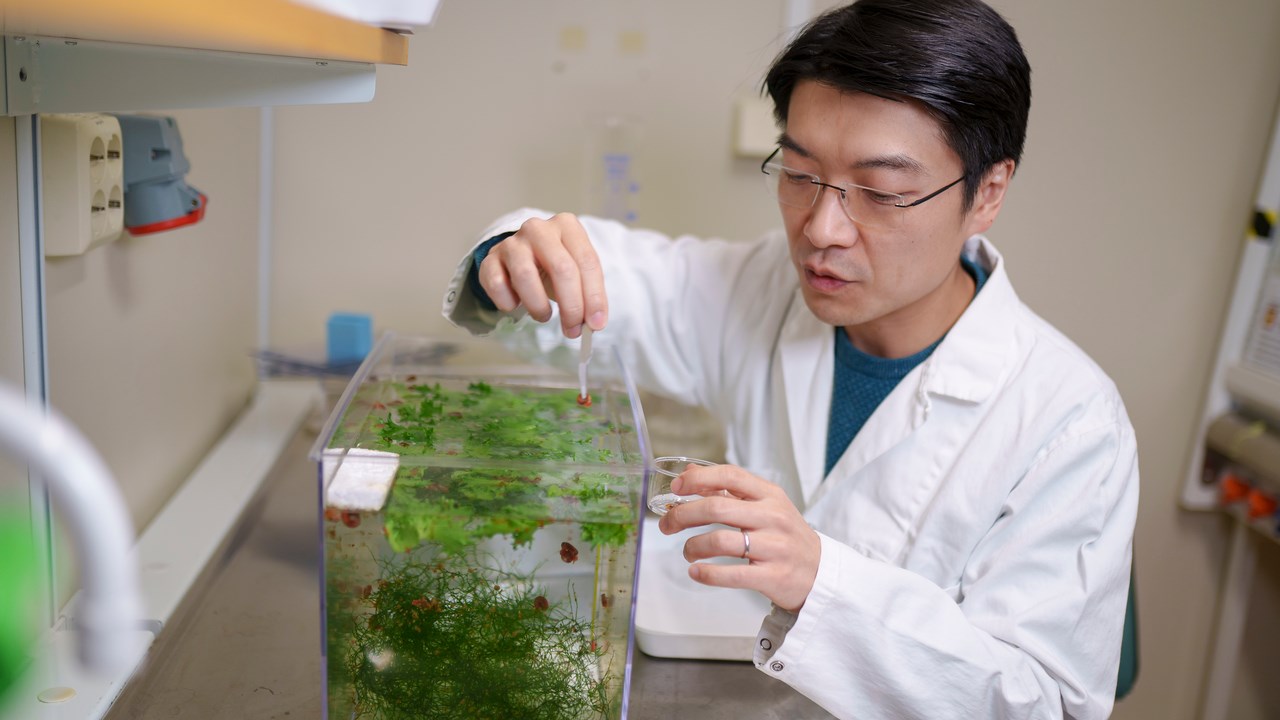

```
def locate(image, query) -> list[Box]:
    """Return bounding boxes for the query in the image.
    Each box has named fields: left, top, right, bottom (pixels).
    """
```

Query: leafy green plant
left=347, top=381, right=637, bottom=555
left=367, top=381, right=617, bottom=462
left=347, top=560, right=610, bottom=720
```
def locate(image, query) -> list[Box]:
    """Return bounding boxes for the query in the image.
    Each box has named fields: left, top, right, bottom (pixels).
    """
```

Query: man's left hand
left=657, top=464, right=821, bottom=613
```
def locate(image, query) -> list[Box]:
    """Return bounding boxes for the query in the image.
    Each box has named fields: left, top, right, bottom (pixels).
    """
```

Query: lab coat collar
left=779, top=300, right=834, bottom=504
left=917, top=236, right=1019, bottom=405
left=779, top=234, right=1019, bottom=504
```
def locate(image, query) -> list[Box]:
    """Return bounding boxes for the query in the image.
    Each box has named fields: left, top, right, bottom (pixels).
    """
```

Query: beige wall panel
left=43, top=107, right=260, bottom=550
left=1231, top=539, right=1280, bottom=718
left=0, top=118, right=22, bottom=388
left=0, top=117, right=29, bottom=516
left=270, top=0, right=788, bottom=346
left=988, top=1, right=1280, bottom=719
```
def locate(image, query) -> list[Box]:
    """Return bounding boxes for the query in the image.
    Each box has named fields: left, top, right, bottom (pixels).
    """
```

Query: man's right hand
left=476, top=212, right=609, bottom=339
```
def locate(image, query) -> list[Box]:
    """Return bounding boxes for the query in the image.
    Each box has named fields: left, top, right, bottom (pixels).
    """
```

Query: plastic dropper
left=577, top=327, right=593, bottom=407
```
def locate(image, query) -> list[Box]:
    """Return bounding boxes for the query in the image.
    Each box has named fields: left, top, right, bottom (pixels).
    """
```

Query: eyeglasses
left=760, top=147, right=964, bottom=229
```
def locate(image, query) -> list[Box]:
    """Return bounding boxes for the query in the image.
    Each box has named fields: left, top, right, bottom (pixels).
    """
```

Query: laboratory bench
left=105, top=423, right=833, bottom=719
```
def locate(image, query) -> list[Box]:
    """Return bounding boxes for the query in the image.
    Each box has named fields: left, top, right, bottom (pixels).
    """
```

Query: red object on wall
left=1246, top=488, right=1278, bottom=520
left=1220, top=473, right=1250, bottom=504
left=126, top=193, right=207, bottom=236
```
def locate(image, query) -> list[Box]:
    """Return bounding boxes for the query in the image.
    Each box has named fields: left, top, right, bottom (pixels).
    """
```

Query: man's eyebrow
left=777, top=135, right=926, bottom=175
left=778, top=134, right=809, bottom=157
left=853, top=154, right=926, bottom=174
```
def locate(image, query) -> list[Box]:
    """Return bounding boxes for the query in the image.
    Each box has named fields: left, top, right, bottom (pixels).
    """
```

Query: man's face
left=779, top=81, right=1005, bottom=356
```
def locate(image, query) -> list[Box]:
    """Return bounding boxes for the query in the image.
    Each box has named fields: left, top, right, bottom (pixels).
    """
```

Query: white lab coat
left=442, top=209, right=1139, bottom=720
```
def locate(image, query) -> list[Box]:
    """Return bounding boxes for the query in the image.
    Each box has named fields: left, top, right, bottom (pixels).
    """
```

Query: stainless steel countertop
left=107, top=427, right=831, bottom=719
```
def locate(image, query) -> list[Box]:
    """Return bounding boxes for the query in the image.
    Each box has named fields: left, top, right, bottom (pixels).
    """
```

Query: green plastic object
left=1116, top=573, right=1139, bottom=700
left=0, top=509, right=37, bottom=702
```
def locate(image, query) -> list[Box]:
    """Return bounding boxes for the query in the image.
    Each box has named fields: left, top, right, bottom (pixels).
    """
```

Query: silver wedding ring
left=741, top=529, right=751, bottom=560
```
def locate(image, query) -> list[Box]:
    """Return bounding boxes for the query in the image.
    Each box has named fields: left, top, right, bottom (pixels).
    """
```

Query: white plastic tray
left=634, top=516, right=773, bottom=661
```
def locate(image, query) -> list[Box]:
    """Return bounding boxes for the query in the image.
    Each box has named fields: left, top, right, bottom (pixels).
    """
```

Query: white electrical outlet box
left=40, top=113, right=125, bottom=257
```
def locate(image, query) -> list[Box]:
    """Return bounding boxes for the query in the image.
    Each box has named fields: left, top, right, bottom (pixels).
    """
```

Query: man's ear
left=964, top=158, right=1015, bottom=236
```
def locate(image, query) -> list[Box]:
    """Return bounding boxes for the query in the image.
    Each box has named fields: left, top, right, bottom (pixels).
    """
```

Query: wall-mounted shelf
left=2, top=0, right=409, bottom=65
left=1, top=0, right=411, bottom=115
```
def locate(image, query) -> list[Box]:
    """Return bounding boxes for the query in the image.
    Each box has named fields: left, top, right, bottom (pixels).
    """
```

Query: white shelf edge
left=3, top=35, right=378, bottom=115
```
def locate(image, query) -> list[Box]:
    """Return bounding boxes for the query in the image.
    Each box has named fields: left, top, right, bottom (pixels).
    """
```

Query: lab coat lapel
left=809, top=363, right=930, bottom=510
left=778, top=292, right=833, bottom=507
left=806, top=237, right=1017, bottom=511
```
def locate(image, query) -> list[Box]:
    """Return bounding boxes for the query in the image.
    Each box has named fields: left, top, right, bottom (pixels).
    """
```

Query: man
left=443, top=0, right=1138, bottom=717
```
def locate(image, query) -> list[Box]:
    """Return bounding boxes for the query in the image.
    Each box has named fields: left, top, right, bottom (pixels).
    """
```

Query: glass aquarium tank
left=312, top=333, right=652, bottom=720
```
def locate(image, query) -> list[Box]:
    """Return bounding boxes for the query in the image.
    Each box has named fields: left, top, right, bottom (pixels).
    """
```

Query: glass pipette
left=577, top=327, right=593, bottom=407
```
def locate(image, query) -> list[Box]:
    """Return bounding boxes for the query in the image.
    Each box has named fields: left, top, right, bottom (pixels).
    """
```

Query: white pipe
left=784, top=0, right=814, bottom=42
left=0, top=383, right=141, bottom=674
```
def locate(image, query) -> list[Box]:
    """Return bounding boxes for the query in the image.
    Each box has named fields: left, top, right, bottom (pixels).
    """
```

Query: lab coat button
left=447, top=290, right=457, bottom=303
left=759, top=638, right=772, bottom=651
left=770, top=661, right=784, bottom=672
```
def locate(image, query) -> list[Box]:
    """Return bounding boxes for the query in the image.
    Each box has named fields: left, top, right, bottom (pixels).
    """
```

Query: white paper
left=1244, top=271, right=1280, bottom=378
left=324, top=448, right=400, bottom=511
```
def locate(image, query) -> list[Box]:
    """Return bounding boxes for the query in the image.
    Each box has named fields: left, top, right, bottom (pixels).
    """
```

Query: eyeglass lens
left=763, top=164, right=904, bottom=229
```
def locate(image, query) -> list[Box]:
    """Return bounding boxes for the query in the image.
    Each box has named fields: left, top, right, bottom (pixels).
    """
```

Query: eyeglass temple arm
left=899, top=176, right=965, bottom=208
left=760, top=147, right=780, bottom=173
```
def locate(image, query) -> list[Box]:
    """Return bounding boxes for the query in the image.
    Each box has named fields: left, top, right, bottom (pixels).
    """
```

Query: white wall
left=269, top=1, right=788, bottom=345
left=991, top=2, right=1280, bottom=718
left=267, top=1, right=1280, bottom=718
left=41, top=107, right=261, bottom=602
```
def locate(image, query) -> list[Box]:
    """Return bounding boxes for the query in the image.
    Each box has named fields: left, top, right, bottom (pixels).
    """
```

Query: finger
left=478, top=253, right=518, bottom=312
left=528, top=231, right=586, bottom=337
left=687, top=561, right=753, bottom=589
left=500, top=237, right=554, bottom=322
left=557, top=215, right=608, bottom=331
left=661, top=495, right=761, bottom=536
left=671, top=464, right=777, bottom=503
left=690, top=558, right=811, bottom=612
left=682, top=528, right=752, bottom=563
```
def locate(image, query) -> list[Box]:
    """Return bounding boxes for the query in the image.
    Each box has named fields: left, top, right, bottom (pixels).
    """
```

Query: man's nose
left=805, top=184, right=858, bottom=249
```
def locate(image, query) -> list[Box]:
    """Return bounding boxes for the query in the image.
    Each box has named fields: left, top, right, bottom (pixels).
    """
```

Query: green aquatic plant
left=580, top=521, right=630, bottom=548
left=547, top=474, right=635, bottom=548
left=383, top=468, right=550, bottom=554
left=325, top=554, right=360, bottom=702
left=369, top=380, right=616, bottom=463
left=352, top=380, right=638, bottom=555
left=347, top=560, right=610, bottom=720
left=382, top=467, right=634, bottom=555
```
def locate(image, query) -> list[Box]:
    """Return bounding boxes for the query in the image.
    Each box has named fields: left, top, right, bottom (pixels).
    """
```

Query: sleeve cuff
left=467, top=231, right=516, bottom=312
left=754, top=604, right=798, bottom=666
left=753, top=532, right=845, bottom=680
left=443, top=208, right=551, bottom=335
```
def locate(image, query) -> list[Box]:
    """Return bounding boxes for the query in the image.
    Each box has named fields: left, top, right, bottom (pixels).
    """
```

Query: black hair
left=764, top=0, right=1031, bottom=210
